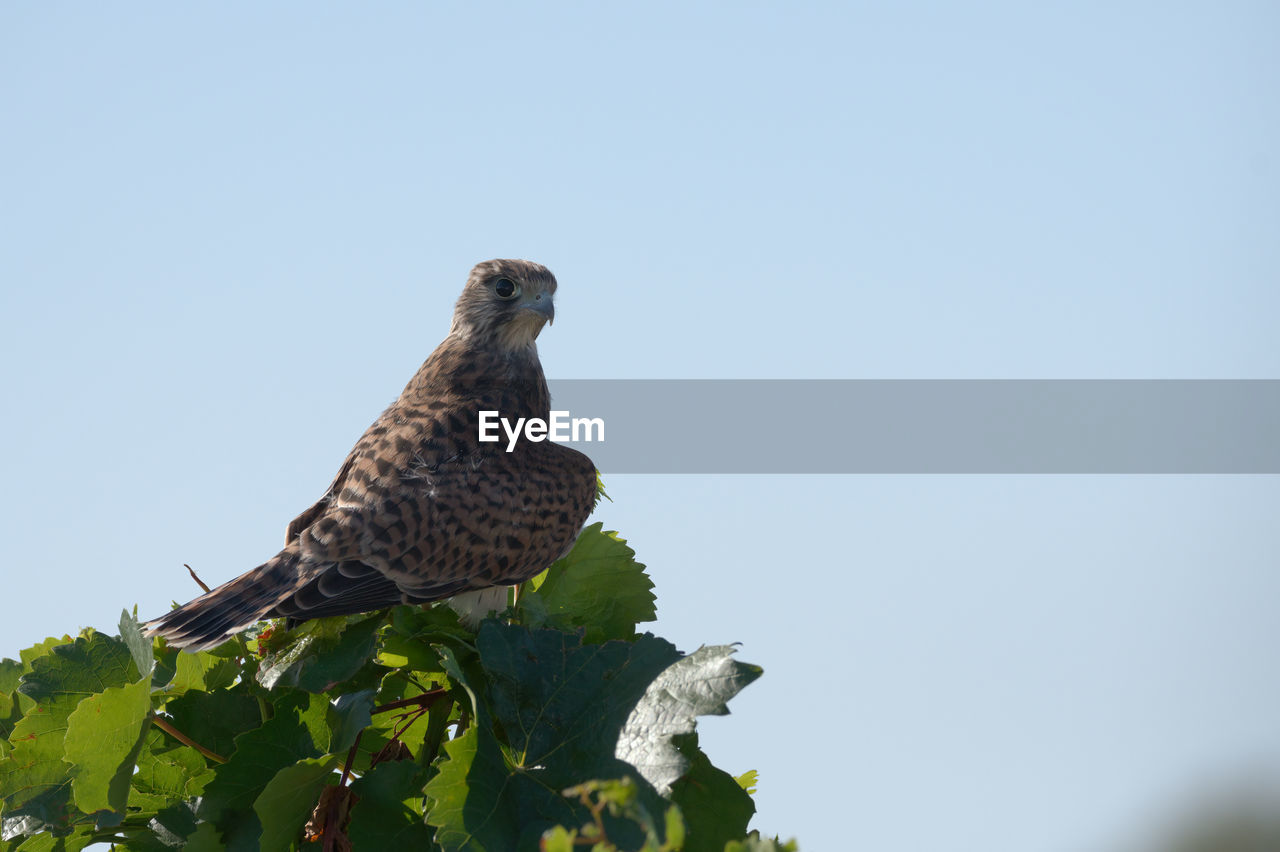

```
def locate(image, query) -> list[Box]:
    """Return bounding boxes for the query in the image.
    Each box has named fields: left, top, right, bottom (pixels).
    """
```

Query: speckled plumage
left=146, top=259, right=597, bottom=650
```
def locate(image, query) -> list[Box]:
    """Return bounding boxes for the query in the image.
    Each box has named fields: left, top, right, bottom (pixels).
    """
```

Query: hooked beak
left=523, top=291, right=555, bottom=325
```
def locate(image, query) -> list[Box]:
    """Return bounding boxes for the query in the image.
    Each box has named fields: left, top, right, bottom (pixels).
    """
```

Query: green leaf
left=195, top=703, right=322, bottom=841
left=327, top=689, right=375, bottom=754
left=118, top=609, right=154, bottom=680
left=0, top=783, right=71, bottom=843
left=124, top=798, right=199, bottom=844
left=616, top=645, right=762, bottom=795
left=0, top=523, right=792, bottom=849
left=595, top=469, right=611, bottom=507
left=547, top=778, right=673, bottom=852
left=0, top=659, right=23, bottom=694
left=479, top=625, right=680, bottom=787
left=665, top=803, right=686, bottom=849
left=668, top=734, right=754, bottom=852
left=181, top=821, right=225, bottom=851
left=387, top=601, right=469, bottom=636
left=357, top=678, right=447, bottom=770
left=723, top=835, right=800, bottom=852
left=12, top=830, right=92, bottom=851
left=252, top=756, right=340, bottom=852
left=149, top=644, right=178, bottom=693
left=426, top=645, right=563, bottom=850
left=424, top=624, right=683, bottom=850
left=540, top=824, right=578, bottom=852
left=0, top=661, right=25, bottom=761
left=162, top=689, right=262, bottom=759
left=169, top=650, right=239, bottom=694
left=142, top=801, right=201, bottom=849
left=735, top=769, right=759, bottom=795
left=256, top=614, right=384, bottom=693
left=421, top=727, right=490, bottom=851
left=293, top=691, right=334, bottom=757
left=1, top=633, right=136, bottom=827
left=17, top=638, right=70, bottom=671
left=347, top=760, right=434, bottom=848
left=16, top=633, right=136, bottom=705
left=130, top=729, right=215, bottom=812
left=377, top=604, right=474, bottom=670
left=519, top=523, right=656, bottom=643
left=62, top=677, right=151, bottom=814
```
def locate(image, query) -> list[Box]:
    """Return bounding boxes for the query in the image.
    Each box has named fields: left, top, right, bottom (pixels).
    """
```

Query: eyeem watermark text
left=479, top=410, right=605, bottom=452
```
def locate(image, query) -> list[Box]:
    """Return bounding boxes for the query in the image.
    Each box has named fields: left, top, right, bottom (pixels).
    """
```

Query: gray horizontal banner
left=539, top=380, right=1280, bottom=473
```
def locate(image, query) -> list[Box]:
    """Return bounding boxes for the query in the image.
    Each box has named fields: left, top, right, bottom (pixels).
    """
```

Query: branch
left=150, top=713, right=228, bottom=764
left=339, top=730, right=363, bottom=788
left=184, top=563, right=212, bottom=594
left=372, top=687, right=448, bottom=714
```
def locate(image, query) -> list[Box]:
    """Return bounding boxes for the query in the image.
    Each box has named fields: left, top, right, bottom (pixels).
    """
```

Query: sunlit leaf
left=63, top=677, right=151, bottom=814
left=518, top=523, right=656, bottom=643
left=616, top=645, right=762, bottom=796
left=118, top=610, right=154, bottom=680
left=256, top=614, right=384, bottom=693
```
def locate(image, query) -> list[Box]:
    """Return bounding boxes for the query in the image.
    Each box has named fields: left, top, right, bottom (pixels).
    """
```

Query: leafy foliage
left=0, top=525, right=797, bottom=850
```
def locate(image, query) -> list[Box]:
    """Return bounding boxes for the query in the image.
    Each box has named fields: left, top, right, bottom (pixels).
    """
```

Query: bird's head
left=450, top=259, right=558, bottom=351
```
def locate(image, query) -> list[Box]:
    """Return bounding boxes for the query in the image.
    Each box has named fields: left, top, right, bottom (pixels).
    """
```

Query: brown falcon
left=146, top=259, right=598, bottom=651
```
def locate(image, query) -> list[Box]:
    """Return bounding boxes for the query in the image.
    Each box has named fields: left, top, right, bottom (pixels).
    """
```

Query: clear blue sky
left=2, top=3, right=1277, bottom=849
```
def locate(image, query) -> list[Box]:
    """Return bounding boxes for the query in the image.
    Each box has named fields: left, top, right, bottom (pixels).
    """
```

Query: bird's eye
left=494, top=277, right=520, bottom=300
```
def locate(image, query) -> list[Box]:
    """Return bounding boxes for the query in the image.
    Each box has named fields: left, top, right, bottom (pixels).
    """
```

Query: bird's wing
left=288, top=406, right=463, bottom=569
left=285, top=453, right=357, bottom=545
left=291, top=418, right=597, bottom=595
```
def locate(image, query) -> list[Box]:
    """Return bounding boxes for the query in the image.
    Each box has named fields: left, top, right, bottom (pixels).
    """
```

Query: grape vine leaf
left=256, top=614, right=384, bottom=693
left=347, top=760, right=434, bottom=848
left=616, top=644, right=762, bottom=795
left=0, top=521, right=790, bottom=850
left=161, top=689, right=261, bottom=759
left=252, top=756, right=340, bottom=852
left=518, top=523, right=656, bottom=643
left=17, top=638, right=70, bottom=671
left=0, top=659, right=22, bottom=695
left=63, top=676, right=151, bottom=814
left=668, top=733, right=755, bottom=852
left=1, top=633, right=136, bottom=833
left=167, top=649, right=238, bottom=694
left=725, top=836, right=801, bottom=852
left=118, top=610, right=154, bottom=680
left=424, top=624, right=683, bottom=850
left=327, top=688, right=376, bottom=754
left=194, top=705, right=322, bottom=845
left=129, top=730, right=214, bottom=813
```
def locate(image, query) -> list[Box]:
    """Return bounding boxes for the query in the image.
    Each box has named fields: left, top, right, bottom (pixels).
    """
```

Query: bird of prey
left=146, top=259, right=598, bottom=651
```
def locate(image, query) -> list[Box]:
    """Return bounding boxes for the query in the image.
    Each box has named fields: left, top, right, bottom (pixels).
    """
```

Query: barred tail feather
left=145, top=550, right=300, bottom=651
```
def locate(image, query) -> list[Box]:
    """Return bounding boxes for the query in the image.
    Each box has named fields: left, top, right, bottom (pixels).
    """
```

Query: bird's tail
left=145, top=548, right=300, bottom=652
